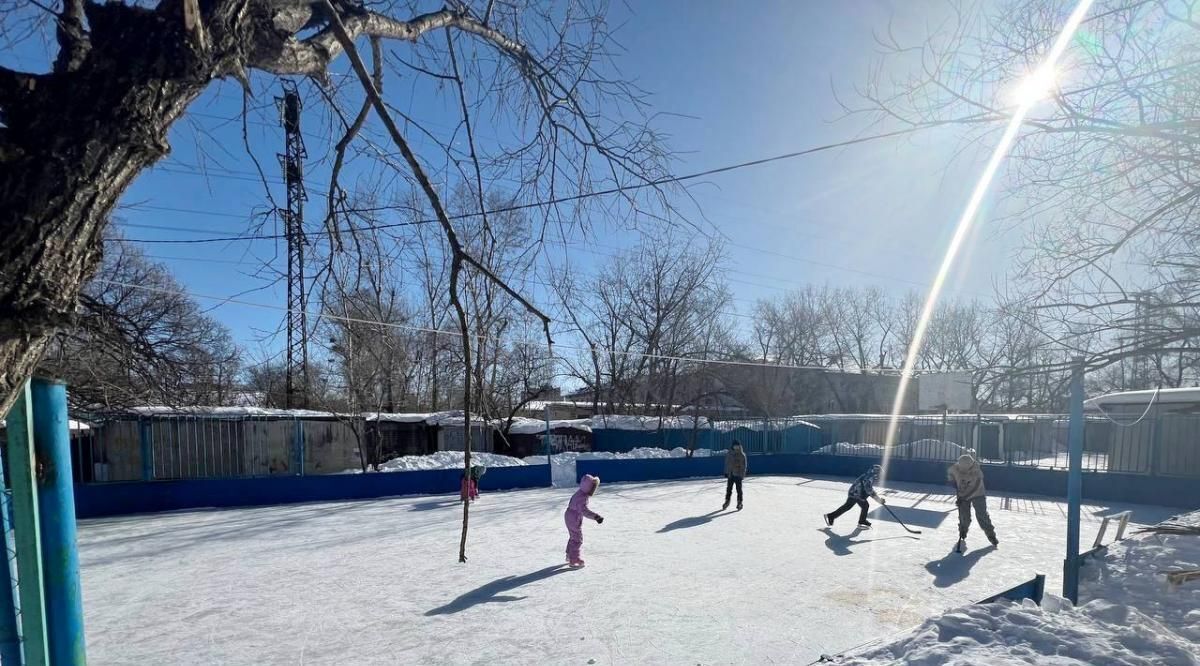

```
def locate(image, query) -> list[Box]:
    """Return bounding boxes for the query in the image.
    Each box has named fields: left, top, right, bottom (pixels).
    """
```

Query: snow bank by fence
left=815, top=439, right=973, bottom=461
left=835, top=510, right=1200, bottom=664
left=347, top=446, right=723, bottom=488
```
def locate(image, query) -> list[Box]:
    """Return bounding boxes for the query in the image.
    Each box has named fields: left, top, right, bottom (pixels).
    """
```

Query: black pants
left=829, top=497, right=869, bottom=524
left=725, top=475, right=743, bottom=505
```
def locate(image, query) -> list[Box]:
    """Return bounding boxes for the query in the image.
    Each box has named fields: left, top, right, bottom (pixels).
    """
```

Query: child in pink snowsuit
left=564, top=474, right=603, bottom=567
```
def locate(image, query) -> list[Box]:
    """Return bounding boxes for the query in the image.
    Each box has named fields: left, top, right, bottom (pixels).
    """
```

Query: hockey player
left=824, top=464, right=886, bottom=528
left=722, top=442, right=748, bottom=511
left=949, top=453, right=998, bottom=552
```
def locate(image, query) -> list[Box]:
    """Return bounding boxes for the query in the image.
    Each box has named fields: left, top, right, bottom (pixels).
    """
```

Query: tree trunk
left=0, top=0, right=285, bottom=416
left=0, top=12, right=226, bottom=415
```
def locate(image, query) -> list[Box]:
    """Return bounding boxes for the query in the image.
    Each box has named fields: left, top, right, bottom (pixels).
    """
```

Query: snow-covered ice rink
left=78, top=475, right=1179, bottom=665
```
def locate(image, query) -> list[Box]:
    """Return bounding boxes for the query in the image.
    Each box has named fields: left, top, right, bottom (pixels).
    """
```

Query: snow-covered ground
left=78, top=475, right=1181, bottom=664
left=834, top=510, right=1200, bottom=665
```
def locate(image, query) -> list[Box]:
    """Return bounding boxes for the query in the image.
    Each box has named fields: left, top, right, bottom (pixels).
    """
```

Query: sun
left=1010, top=66, right=1059, bottom=107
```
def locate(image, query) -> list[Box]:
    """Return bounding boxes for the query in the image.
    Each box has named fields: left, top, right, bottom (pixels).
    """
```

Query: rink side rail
left=575, top=454, right=1200, bottom=509
left=74, top=464, right=551, bottom=518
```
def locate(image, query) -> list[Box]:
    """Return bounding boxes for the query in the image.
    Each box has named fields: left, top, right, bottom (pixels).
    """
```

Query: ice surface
left=78, top=476, right=1177, bottom=664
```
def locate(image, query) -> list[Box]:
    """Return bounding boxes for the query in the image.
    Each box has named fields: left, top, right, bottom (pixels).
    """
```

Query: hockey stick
left=882, top=504, right=922, bottom=535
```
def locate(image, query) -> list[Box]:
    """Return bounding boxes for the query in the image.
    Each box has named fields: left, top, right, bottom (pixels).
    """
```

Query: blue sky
left=12, top=1, right=1022, bottom=361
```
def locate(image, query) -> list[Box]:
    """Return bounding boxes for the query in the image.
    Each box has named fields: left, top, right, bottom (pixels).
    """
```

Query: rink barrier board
left=73, top=464, right=551, bottom=519
left=575, top=454, right=1200, bottom=508
left=977, top=573, right=1046, bottom=605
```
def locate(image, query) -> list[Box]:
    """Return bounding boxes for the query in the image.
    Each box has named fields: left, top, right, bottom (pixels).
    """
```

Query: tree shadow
left=408, top=499, right=461, bottom=512
left=425, top=565, right=573, bottom=616
left=924, top=545, right=997, bottom=588
left=658, top=510, right=732, bottom=533
left=818, top=527, right=917, bottom=556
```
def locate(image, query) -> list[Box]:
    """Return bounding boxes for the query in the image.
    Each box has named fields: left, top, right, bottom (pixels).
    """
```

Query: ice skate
left=736, top=501, right=743, bottom=511
left=722, top=501, right=730, bottom=511
left=568, top=559, right=585, bottom=568
left=857, top=519, right=872, bottom=529
left=823, top=513, right=834, bottom=527
left=955, top=538, right=967, bottom=554
left=988, top=534, right=999, bottom=547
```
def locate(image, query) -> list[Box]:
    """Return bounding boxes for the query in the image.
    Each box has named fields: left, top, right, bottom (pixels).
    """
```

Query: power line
left=92, top=277, right=904, bottom=375
left=122, top=125, right=933, bottom=245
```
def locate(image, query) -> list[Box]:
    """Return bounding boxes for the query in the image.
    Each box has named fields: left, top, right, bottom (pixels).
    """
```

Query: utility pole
left=278, top=80, right=309, bottom=409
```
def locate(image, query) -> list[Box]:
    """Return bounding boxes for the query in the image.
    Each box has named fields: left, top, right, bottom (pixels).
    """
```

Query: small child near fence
left=461, top=464, right=485, bottom=502
left=564, top=474, right=604, bottom=568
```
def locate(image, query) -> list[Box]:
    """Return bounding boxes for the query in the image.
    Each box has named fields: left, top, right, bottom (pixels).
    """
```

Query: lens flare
left=1010, top=66, right=1059, bottom=106
left=879, top=0, right=1097, bottom=479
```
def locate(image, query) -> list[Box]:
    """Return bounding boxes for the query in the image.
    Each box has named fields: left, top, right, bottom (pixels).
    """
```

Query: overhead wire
left=91, top=277, right=905, bottom=375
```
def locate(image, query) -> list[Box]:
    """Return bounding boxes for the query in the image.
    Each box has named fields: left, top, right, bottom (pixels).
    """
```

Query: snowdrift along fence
left=802, top=413, right=1200, bottom=478
left=74, top=464, right=551, bottom=519
left=590, top=417, right=821, bottom=455
left=575, top=454, right=1200, bottom=508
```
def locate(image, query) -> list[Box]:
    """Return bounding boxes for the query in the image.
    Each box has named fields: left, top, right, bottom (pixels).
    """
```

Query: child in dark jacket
left=824, top=464, right=886, bottom=528
left=564, top=474, right=604, bottom=567
left=722, top=442, right=748, bottom=511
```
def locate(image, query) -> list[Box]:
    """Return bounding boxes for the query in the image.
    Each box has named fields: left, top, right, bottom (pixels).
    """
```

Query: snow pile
left=835, top=510, right=1200, bottom=665
left=365, top=412, right=434, bottom=423
left=505, top=417, right=593, bottom=435
left=712, top=418, right=818, bottom=432
left=356, top=445, right=721, bottom=484
left=1079, top=511, right=1200, bottom=643
left=837, top=598, right=1198, bottom=665
left=587, top=415, right=709, bottom=431
left=815, top=439, right=973, bottom=461
left=525, top=446, right=723, bottom=487
left=371, top=451, right=526, bottom=473
left=129, top=405, right=340, bottom=419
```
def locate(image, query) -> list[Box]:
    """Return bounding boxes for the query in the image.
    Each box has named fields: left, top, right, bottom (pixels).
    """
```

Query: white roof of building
left=1084, top=387, right=1200, bottom=410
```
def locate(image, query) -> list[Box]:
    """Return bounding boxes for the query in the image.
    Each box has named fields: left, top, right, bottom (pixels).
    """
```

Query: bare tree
left=562, top=237, right=732, bottom=416
left=0, top=0, right=679, bottom=564
left=39, top=235, right=241, bottom=410
left=849, top=0, right=1200, bottom=380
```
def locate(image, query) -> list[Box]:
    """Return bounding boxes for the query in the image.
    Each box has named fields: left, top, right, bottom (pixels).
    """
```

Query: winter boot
left=823, top=513, right=834, bottom=527
left=955, top=538, right=967, bottom=554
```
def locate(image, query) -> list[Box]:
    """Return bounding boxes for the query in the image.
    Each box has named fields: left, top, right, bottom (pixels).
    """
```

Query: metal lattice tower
left=278, top=81, right=309, bottom=409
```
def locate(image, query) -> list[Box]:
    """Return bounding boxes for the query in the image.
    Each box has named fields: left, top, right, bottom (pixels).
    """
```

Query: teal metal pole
left=1063, top=357, right=1085, bottom=604
left=7, top=381, right=49, bottom=665
left=138, top=419, right=152, bottom=481
left=293, top=419, right=306, bottom=476
left=32, top=379, right=86, bottom=665
left=544, top=405, right=552, bottom=486
left=0, top=421, right=24, bottom=664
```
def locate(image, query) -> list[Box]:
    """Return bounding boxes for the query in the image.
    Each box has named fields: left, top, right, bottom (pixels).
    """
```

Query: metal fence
left=76, top=415, right=365, bottom=483
left=70, top=410, right=1200, bottom=484
left=800, top=413, right=1200, bottom=478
